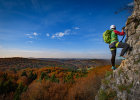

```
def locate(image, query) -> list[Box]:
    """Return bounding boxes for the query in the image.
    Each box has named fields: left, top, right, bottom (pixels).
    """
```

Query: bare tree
left=115, top=2, right=134, bottom=14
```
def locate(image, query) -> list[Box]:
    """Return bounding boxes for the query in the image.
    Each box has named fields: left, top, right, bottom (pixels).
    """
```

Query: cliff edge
left=96, top=0, right=140, bottom=100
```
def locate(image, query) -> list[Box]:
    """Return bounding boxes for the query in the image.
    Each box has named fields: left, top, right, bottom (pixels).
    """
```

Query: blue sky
left=0, top=0, right=133, bottom=58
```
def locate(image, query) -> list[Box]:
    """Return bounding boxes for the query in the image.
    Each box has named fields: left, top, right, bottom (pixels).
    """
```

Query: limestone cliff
left=96, top=0, right=140, bottom=100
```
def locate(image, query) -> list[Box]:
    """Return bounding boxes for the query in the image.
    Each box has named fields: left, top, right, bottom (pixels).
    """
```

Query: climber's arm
left=114, top=30, right=125, bottom=36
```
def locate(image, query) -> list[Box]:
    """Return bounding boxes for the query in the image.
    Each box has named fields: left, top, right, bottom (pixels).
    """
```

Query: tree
left=14, top=83, right=24, bottom=100
left=28, top=71, right=37, bottom=83
left=0, top=79, right=17, bottom=94
left=50, top=74, right=59, bottom=83
left=21, top=71, right=27, bottom=77
left=115, top=3, right=134, bottom=14
left=63, top=72, right=75, bottom=83
left=2, top=73, right=8, bottom=81
left=40, top=72, right=46, bottom=80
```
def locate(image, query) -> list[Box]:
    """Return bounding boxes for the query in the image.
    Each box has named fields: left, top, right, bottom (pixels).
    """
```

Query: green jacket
left=110, top=29, right=118, bottom=44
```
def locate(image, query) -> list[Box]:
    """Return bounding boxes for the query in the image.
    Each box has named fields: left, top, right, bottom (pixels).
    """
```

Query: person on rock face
left=109, top=25, right=130, bottom=70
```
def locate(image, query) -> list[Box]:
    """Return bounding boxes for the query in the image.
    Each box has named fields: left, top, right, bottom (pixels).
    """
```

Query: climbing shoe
left=111, top=66, right=116, bottom=70
left=119, top=56, right=126, bottom=60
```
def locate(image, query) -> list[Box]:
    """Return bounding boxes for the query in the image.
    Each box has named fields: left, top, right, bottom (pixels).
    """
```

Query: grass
left=98, top=89, right=117, bottom=100
left=118, top=68, right=123, bottom=76
left=105, top=71, right=113, bottom=78
left=98, top=89, right=108, bottom=100
left=134, top=59, right=140, bottom=64
left=134, top=70, right=139, bottom=75
left=102, top=79, right=110, bottom=85
left=117, top=83, right=133, bottom=93
left=118, top=84, right=127, bottom=92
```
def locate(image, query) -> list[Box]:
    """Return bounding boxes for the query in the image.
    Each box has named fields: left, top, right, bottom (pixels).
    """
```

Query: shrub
left=40, top=72, right=46, bottom=80
left=118, top=83, right=133, bottom=93
left=102, top=79, right=110, bottom=85
left=76, top=73, right=79, bottom=78
left=0, top=79, right=17, bottom=94
left=118, top=84, right=127, bottom=92
left=118, top=68, right=123, bottom=76
left=28, top=71, right=37, bottom=83
left=134, top=59, right=140, bottom=64
left=21, top=71, right=27, bottom=77
left=134, top=70, right=139, bottom=75
left=63, top=72, right=75, bottom=83
left=47, top=69, right=51, bottom=73
left=98, top=89, right=108, bottom=100
left=98, top=89, right=117, bottom=100
left=105, top=71, right=113, bottom=78
left=21, top=81, right=68, bottom=100
left=81, top=68, right=88, bottom=74
left=2, top=73, right=8, bottom=80
left=108, top=90, right=117, bottom=99
left=14, top=83, right=24, bottom=100
left=44, top=74, right=49, bottom=80
left=50, top=74, right=59, bottom=83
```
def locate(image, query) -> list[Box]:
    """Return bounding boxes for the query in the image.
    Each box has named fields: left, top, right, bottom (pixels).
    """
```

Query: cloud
left=25, top=32, right=39, bottom=39
left=28, top=36, right=33, bottom=38
left=27, top=41, right=33, bottom=44
left=25, top=33, right=30, bottom=37
left=52, top=32, right=64, bottom=38
left=33, top=32, right=38, bottom=36
left=46, top=33, right=50, bottom=37
left=127, top=2, right=134, bottom=6
left=64, top=29, right=71, bottom=34
left=51, top=29, right=71, bottom=38
left=74, top=27, right=80, bottom=30
left=25, top=34, right=32, bottom=38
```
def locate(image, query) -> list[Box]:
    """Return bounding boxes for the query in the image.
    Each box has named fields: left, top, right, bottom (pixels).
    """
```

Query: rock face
left=96, top=0, right=140, bottom=100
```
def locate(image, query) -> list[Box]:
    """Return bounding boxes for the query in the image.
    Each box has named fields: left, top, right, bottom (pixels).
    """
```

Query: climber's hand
left=122, top=26, right=125, bottom=31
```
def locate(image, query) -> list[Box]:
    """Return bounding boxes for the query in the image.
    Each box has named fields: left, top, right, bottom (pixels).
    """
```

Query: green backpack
left=103, top=30, right=112, bottom=44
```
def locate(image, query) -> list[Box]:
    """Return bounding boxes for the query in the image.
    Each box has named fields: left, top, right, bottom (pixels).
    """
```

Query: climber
left=109, top=25, right=130, bottom=70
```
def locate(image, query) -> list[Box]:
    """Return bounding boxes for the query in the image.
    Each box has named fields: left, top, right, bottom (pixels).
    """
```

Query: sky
left=0, top=0, right=134, bottom=58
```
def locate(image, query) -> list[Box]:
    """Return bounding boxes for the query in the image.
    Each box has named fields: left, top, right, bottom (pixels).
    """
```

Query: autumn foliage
left=0, top=63, right=112, bottom=100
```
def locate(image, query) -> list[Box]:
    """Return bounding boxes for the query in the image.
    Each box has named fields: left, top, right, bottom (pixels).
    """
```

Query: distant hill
left=38, top=58, right=110, bottom=67
left=37, top=58, right=121, bottom=68
left=0, top=57, right=121, bottom=71
left=0, top=57, right=75, bottom=71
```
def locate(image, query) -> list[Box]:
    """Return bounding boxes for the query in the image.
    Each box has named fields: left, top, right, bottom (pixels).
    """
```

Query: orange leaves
left=17, top=76, right=28, bottom=86
left=20, top=65, right=112, bottom=100
left=66, top=65, right=112, bottom=100
left=0, top=64, right=112, bottom=100
left=21, top=81, right=69, bottom=100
